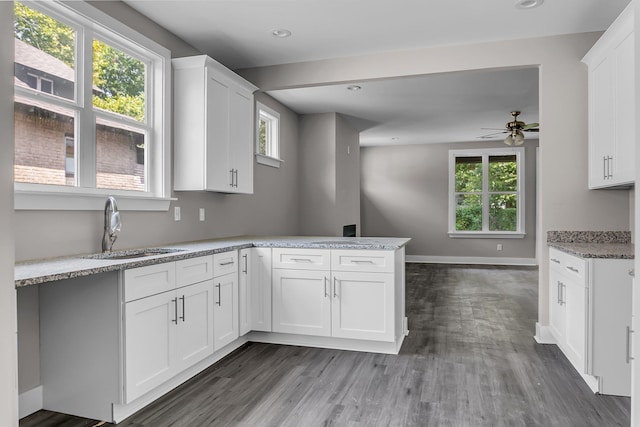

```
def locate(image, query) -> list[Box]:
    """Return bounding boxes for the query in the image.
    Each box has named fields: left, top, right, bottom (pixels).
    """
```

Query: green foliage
left=258, top=118, right=267, bottom=155
left=456, top=205, right=482, bottom=231
left=92, top=39, right=145, bottom=121
left=14, top=2, right=75, bottom=67
left=93, top=95, right=145, bottom=122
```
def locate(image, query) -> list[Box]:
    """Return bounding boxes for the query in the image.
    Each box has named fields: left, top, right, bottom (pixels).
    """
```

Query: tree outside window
left=449, top=148, right=524, bottom=236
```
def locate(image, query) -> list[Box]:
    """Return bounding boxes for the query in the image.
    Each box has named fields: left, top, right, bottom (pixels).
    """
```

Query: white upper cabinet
left=583, top=4, right=635, bottom=188
left=173, top=55, right=258, bottom=194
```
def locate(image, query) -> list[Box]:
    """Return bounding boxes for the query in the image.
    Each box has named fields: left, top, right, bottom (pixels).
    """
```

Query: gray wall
left=299, top=113, right=360, bottom=236
left=239, top=32, right=631, bottom=329
left=15, top=2, right=301, bottom=397
left=361, top=140, right=538, bottom=260
left=0, top=2, right=18, bottom=424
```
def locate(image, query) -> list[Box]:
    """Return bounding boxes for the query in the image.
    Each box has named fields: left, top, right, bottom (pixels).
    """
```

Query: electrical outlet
left=199, top=208, right=205, bottom=221
left=497, top=244, right=503, bottom=251
left=174, top=206, right=181, bottom=221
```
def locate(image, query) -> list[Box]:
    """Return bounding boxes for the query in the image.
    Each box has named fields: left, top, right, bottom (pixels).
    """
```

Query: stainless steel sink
left=83, top=248, right=185, bottom=260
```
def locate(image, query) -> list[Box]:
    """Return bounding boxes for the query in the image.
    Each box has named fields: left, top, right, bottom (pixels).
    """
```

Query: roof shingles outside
left=14, top=38, right=74, bottom=82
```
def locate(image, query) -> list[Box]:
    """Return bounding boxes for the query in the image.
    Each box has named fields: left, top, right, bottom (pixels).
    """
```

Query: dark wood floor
left=21, top=263, right=630, bottom=426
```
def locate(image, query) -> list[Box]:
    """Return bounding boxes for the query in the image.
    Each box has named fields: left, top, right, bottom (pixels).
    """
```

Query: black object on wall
left=343, top=224, right=356, bottom=237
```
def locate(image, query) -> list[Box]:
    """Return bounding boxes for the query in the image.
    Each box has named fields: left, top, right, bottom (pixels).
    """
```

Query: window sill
left=15, top=185, right=175, bottom=211
left=448, top=232, right=526, bottom=239
left=256, top=154, right=283, bottom=168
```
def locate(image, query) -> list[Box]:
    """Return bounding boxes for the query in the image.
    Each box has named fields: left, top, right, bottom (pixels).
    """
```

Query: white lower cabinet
left=213, top=251, right=239, bottom=351
left=548, top=247, right=632, bottom=396
left=273, top=268, right=332, bottom=336
left=272, top=248, right=396, bottom=342
left=331, top=271, right=394, bottom=342
left=124, top=258, right=215, bottom=404
left=213, top=272, right=239, bottom=351
left=239, top=247, right=272, bottom=335
left=124, top=279, right=214, bottom=403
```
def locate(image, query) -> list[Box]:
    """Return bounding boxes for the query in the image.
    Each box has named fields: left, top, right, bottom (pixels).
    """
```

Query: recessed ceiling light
left=271, top=29, right=292, bottom=38
left=346, top=85, right=362, bottom=91
left=515, top=0, right=544, bottom=9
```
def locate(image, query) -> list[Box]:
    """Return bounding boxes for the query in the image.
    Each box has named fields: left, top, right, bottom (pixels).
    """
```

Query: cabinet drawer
left=272, top=248, right=330, bottom=270
left=213, top=251, right=238, bottom=277
left=549, top=247, right=586, bottom=281
left=124, top=262, right=176, bottom=302
left=176, top=255, right=214, bottom=287
left=331, top=250, right=394, bottom=273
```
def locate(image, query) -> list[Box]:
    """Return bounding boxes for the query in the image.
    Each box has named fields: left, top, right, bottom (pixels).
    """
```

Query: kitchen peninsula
left=15, top=236, right=409, bottom=423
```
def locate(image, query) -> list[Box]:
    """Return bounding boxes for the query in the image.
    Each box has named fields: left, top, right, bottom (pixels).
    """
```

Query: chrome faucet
left=102, top=196, right=121, bottom=253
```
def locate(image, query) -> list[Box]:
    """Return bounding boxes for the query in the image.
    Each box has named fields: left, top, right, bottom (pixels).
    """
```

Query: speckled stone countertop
left=547, top=231, right=634, bottom=259
left=15, top=236, right=411, bottom=288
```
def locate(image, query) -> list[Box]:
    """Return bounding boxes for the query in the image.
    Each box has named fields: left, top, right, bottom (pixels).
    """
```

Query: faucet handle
left=110, top=211, right=122, bottom=234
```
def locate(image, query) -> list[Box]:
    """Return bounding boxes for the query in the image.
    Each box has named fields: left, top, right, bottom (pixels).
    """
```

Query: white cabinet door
left=331, top=272, right=394, bottom=342
left=239, top=249, right=251, bottom=336
left=250, top=247, right=272, bottom=332
left=588, top=54, right=615, bottom=188
left=563, top=278, right=587, bottom=372
left=229, top=88, right=254, bottom=194
left=205, top=73, right=231, bottom=192
left=549, top=268, right=566, bottom=345
left=213, top=272, right=239, bottom=351
left=272, top=269, right=331, bottom=337
left=124, top=290, right=176, bottom=403
left=612, top=31, right=635, bottom=185
left=175, top=280, right=214, bottom=372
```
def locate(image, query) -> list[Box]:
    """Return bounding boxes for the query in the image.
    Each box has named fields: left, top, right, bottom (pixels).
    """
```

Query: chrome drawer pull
left=550, top=258, right=560, bottom=264
left=216, top=283, right=221, bottom=306
left=172, top=298, right=178, bottom=324
left=180, top=295, right=185, bottom=322
left=352, top=260, right=375, bottom=264
left=566, top=266, right=579, bottom=273
left=219, top=260, right=235, bottom=266
left=324, top=276, right=329, bottom=298
left=291, top=258, right=313, bottom=263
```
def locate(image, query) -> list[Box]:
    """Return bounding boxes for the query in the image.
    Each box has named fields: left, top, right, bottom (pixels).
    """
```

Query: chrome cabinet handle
left=566, top=266, right=579, bottom=273
left=219, top=260, right=235, bottom=266
left=229, top=169, right=234, bottom=187
left=557, top=281, right=561, bottom=304
left=172, top=298, right=178, bottom=324
left=352, top=260, right=375, bottom=264
left=216, top=283, right=221, bottom=306
left=242, top=254, right=248, bottom=274
left=608, top=156, right=614, bottom=179
left=180, top=295, right=185, bottom=322
left=627, top=326, right=634, bottom=364
left=291, top=258, right=313, bottom=263
left=324, top=276, right=329, bottom=298
left=629, top=269, right=635, bottom=277
left=550, top=258, right=560, bottom=264
left=603, top=156, right=608, bottom=180
left=234, top=169, right=238, bottom=188
left=333, top=277, right=338, bottom=298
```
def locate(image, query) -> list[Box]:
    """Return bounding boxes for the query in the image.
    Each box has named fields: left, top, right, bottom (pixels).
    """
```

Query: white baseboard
left=534, top=323, right=556, bottom=344
left=19, top=386, right=43, bottom=419
left=406, top=255, right=538, bottom=266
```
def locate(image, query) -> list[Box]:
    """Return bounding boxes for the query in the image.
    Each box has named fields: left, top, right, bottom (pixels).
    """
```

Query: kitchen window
left=255, top=102, right=282, bottom=168
left=13, top=1, right=171, bottom=210
left=448, top=147, right=525, bottom=238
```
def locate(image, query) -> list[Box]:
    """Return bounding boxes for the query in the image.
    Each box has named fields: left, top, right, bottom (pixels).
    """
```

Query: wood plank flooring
left=21, top=263, right=630, bottom=426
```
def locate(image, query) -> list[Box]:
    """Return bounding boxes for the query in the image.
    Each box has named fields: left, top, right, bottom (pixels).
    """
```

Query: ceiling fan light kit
left=479, top=110, right=539, bottom=144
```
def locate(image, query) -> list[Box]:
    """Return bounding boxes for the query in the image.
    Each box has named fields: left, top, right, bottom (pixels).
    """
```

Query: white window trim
left=448, top=147, right=525, bottom=238
left=14, top=1, right=173, bottom=211
left=255, top=101, right=283, bottom=168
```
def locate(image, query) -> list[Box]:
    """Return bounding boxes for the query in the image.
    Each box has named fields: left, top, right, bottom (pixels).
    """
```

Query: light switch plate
left=174, top=206, right=181, bottom=221
left=199, top=208, right=205, bottom=221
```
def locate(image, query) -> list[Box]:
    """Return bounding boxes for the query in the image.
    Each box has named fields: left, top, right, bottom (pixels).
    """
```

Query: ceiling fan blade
left=522, top=122, right=539, bottom=130
left=523, top=128, right=539, bottom=132
left=480, top=127, right=507, bottom=131
left=477, top=131, right=508, bottom=138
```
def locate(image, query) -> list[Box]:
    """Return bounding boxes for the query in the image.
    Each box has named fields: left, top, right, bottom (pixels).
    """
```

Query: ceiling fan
left=478, top=111, right=539, bottom=145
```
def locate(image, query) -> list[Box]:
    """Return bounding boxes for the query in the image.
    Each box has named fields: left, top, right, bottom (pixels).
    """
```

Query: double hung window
left=256, top=102, right=282, bottom=168
left=13, top=1, right=170, bottom=210
left=448, top=148, right=525, bottom=238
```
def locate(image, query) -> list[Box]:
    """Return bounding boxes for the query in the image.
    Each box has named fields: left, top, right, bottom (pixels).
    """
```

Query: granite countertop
left=547, top=230, right=634, bottom=260
left=15, top=236, right=411, bottom=288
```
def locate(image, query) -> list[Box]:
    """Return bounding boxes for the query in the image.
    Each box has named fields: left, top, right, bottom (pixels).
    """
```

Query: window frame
left=255, top=101, right=283, bottom=168
left=448, top=147, right=526, bottom=239
left=13, top=0, right=172, bottom=211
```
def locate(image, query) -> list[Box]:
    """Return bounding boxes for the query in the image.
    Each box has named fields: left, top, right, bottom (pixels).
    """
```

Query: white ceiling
left=124, top=0, right=629, bottom=145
